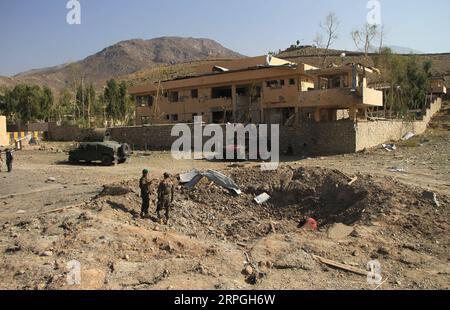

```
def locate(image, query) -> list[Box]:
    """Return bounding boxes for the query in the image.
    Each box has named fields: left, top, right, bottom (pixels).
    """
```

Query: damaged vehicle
left=68, top=141, right=131, bottom=166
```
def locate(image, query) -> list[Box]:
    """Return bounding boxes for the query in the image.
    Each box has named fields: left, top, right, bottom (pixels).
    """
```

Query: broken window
left=168, top=91, right=179, bottom=103
left=211, top=86, right=232, bottom=99
left=171, top=114, right=178, bottom=122
left=289, top=79, right=296, bottom=85
left=266, top=80, right=284, bottom=89
left=191, top=89, right=199, bottom=98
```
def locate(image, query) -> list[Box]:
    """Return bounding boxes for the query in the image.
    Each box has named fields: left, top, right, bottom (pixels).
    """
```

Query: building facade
left=129, top=56, right=383, bottom=126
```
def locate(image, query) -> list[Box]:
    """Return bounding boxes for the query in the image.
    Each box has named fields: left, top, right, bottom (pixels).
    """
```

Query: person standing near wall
left=139, top=169, right=151, bottom=218
left=5, top=149, right=13, bottom=173
left=0, top=151, right=3, bottom=172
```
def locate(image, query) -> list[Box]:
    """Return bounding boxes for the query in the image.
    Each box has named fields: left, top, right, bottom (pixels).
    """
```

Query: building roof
left=306, top=63, right=381, bottom=77
left=129, top=56, right=317, bottom=95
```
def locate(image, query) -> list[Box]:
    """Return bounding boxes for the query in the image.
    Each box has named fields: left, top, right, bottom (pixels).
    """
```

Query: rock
left=123, top=254, right=130, bottom=261
left=243, top=265, right=254, bottom=276
left=422, top=190, right=440, bottom=207
left=274, top=250, right=316, bottom=271
left=377, top=246, right=390, bottom=256
left=41, top=250, right=53, bottom=257
left=327, top=223, right=354, bottom=240
left=5, top=245, right=21, bottom=253
left=46, top=177, right=56, bottom=183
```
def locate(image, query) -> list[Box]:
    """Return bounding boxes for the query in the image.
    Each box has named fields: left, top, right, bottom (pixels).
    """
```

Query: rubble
left=327, top=223, right=354, bottom=240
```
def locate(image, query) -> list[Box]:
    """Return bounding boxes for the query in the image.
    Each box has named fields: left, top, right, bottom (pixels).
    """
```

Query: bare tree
left=378, top=25, right=386, bottom=54
left=319, top=13, right=340, bottom=67
left=351, top=23, right=379, bottom=59
left=313, top=33, right=324, bottom=58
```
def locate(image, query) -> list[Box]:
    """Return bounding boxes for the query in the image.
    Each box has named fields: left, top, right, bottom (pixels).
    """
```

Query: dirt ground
left=0, top=104, right=449, bottom=290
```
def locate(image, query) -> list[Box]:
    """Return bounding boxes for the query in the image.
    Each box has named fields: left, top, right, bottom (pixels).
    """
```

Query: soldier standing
left=157, top=172, right=174, bottom=224
left=5, top=149, right=13, bottom=173
left=139, top=169, right=150, bottom=218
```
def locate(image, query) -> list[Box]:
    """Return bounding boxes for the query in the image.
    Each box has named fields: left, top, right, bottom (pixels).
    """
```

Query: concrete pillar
left=349, top=106, right=357, bottom=121
left=295, top=107, right=300, bottom=126
left=232, top=85, right=237, bottom=123
left=314, top=108, right=321, bottom=122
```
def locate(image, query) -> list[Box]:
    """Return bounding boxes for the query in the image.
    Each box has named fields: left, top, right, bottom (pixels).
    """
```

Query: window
left=266, top=80, right=284, bottom=89
left=171, top=114, right=178, bottom=122
left=165, top=115, right=170, bottom=120
left=289, top=79, right=296, bottom=85
left=141, top=116, right=150, bottom=125
left=211, top=86, right=232, bottom=99
left=191, top=89, right=198, bottom=98
left=168, top=91, right=179, bottom=103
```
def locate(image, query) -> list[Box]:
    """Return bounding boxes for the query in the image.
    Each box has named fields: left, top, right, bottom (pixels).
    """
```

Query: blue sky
left=0, top=0, right=449, bottom=76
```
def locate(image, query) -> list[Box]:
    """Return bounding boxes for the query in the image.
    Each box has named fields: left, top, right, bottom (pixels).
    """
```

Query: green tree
left=104, top=79, right=119, bottom=126
left=41, top=86, right=54, bottom=121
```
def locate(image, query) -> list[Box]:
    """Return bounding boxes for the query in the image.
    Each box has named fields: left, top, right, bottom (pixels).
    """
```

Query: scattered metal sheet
left=203, top=170, right=241, bottom=195
left=254, top=193, right=271, bottom=204
left=402, top=132, right=415, bottom=141
left=179, top=169, right=242, bottom=195
left=179, top=169, right=200, bottom=183
left=387, top=167, right=407, bottom=173
left=382, top=144, right=397, bottom=152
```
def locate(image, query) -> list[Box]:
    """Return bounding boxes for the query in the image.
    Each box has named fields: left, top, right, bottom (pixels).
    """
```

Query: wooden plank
left=312, top=255, right=367, bottom=276
left=40, top=203, right=87, bottom=215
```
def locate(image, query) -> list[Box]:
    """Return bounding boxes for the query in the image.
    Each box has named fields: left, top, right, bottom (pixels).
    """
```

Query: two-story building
left=129, top=56, right=383, bottom=125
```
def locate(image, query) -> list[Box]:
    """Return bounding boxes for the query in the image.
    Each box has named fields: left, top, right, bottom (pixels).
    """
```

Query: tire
left=68, top=156, right=78, bottom=164
left=118, top=158, right=127, bottom=164
left=101, top=155, right=114, bottom=166
left=118, top=143, right=131, bottom=158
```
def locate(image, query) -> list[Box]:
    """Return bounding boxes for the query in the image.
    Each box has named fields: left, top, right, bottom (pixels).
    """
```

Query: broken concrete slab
left=254, top=193, right=271, bottom=204
left=274, top=250, right=316, bottom=271
left=327, top=223, right=354, bottom=240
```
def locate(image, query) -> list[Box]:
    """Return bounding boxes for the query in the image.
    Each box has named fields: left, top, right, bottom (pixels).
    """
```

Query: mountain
left=387, top=45, right=424, bottom=54
left=0, top=37, right=244, bottom=92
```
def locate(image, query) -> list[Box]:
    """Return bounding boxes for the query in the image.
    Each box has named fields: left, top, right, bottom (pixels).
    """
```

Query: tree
left=41, top=86, right=54, bottom=121
left=374, top=49, right=433, bottom=116
left=315, top=13, right=340, bottom=67
left=104, top=79, right=119, bottom=126
left=57, top=89, right=73, bottom=123
left=85, top=84, right=96, bottom=127
left=351, top=23, right=379, bottom=59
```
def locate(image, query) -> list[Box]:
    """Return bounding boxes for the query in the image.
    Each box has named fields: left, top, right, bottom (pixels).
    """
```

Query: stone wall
left=0, top=116, right=9, bottom=147
left=356, top=98, right=442, bottom=151
left=45, top=97, right=443, bottom=156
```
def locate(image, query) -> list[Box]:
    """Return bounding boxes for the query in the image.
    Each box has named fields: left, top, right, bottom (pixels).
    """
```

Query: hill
left=276, top=46, right=450, bottom=79
left=0, top=37, right=244, bottom=93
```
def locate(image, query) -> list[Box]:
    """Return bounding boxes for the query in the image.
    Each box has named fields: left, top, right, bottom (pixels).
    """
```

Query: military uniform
left=139, top=175, right=150, bottom=218
left=5, top=150, right=13, bottom=173
left=157, top=177, right=174, bottom=223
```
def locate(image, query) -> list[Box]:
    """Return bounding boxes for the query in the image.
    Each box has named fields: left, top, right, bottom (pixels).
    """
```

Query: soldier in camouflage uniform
left=139, top=169, right=150, bottom=218
left=156, top=172, right=174, bottom=224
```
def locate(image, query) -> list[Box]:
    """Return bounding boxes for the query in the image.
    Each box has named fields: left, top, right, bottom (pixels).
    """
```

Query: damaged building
left=129, top=56, right=383, bottom=126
